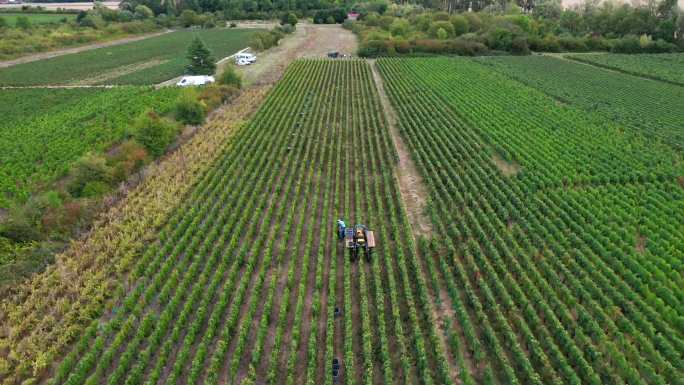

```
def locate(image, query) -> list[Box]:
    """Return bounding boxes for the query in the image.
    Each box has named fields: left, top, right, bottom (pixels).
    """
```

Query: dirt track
left=236, top=23, right=358, bottom=87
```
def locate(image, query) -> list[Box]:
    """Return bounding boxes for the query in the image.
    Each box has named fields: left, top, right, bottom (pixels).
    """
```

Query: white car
left=234, top=53, right=256, bottom=65
left=176, top=76, right=215, bottom=87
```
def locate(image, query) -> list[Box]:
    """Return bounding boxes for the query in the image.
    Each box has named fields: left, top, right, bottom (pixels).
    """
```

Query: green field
left=0, top=28, right=259, bottom=86
left=0, top=12, right=75, bottom=26
left=567, top=53, right=684, bottom=85
left=10, top=57, right=680, bottom=385
left=0, top=87, right=179, bottom=206
left=478, top=55, right=684, bottom=150
left=377, top=57, right=683, bottom=385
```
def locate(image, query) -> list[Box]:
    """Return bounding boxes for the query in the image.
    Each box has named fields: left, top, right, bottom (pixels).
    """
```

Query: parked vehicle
left=176, top=76, right=215, bottom=87
left=234, top=53, right=256, bottom=65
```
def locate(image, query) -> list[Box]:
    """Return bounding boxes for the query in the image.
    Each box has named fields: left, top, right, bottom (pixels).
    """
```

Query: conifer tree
left=185, top=36, right=216, bottom=75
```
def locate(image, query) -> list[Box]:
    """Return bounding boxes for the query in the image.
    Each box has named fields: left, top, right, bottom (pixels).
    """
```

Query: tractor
left=337, top=220, right=375, bottom=262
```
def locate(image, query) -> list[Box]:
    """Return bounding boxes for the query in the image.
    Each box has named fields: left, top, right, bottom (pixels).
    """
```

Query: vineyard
left=567, top=53, right=684, bottom=86
left=0, top=28, right=257, bottom=86
left=478, top=55, right=684, bottom=150
left=377, top=57, right=683, bottom=385
left=0, top=87, right=179, bottom=206
left=1, top=50, right=683, bottom=385
left=25, top=59, right=453, bottom=385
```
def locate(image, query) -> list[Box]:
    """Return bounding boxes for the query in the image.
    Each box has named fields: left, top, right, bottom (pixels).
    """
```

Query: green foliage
left=249, top=28, right=284, bottom=51
left=133, top=5, right=154, bottom=20
left=313, top=8, right=346, bottom=24
left=481, top=55, right=684, bottom=148
left=436, top=27, right=447, bottom=40
left=132, top=110, right=179, bottom=157
left=185, top=36, right=217, bottom=76
left=198, top=84, right=239, bottom=109
left=280, top=12, right=297, bottom=26
left=450, top=15, right=469, bottom=36
left=567, top=53, right=684, bottom=86
left=174, top=90, right=207, bottom=125
left=0, top=29, right=259, bottom=86
left=0, top=87, right=179, bottom=207
left=15, top=16, right=31, bottom=29
left=217, top=65, right=242, bottom=88
left=67, top=153, right=112, bottom=198
left=389, top=18, right=409, bottom=37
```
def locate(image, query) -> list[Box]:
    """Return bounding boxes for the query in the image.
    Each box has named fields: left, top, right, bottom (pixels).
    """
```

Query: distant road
left=0, top=1, right=119, bottom=10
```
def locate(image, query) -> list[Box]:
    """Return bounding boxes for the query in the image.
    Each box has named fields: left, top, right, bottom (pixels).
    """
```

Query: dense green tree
left=186, top=36, right=216, bottom=75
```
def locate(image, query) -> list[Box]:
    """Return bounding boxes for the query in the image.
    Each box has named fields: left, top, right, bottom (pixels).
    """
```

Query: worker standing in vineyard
left=337, top=219, right=346, bottom=240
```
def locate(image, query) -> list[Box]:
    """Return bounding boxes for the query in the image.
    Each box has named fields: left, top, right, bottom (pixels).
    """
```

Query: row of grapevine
left=478, top=55, right=684, bottom=149
left=377, top=57, right=683, bottom=385
left=38, top=59, right=454, bottom=385
left=566, top=53, right=684, bottom=86
left=0, top=86, right=180, bottom=205
left=0, top=86, right=268, bottom=385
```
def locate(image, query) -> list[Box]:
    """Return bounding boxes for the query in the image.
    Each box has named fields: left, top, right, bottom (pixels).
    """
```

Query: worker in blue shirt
left=337, top=219, right=346, bottom=240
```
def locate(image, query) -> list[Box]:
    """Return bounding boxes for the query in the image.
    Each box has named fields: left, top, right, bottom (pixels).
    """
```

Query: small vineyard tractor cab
left=337, top=220, right=375, bottom=262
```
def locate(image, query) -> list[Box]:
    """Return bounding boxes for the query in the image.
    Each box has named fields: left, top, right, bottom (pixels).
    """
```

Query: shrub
left=198, top=85, right=239, bottom=109
left=81, top=181, right=111, bottom=198
left=436, top=28, right=447, bottom=40
left=611, top=35, right=641, bottom=53
left=281, top=12, right=297, bottom=26
left=389, top=19, right=410, bottom=37
left=450, top=15, right=469, bottom=36
left=15, top=16, right=31, bottom=30
left=132, top=111, right=179, bottom=157
left=313, top=8, right=346, bottom=24
left=217, top=65, right=242, bottom=88
left=133, top=5, right=153, bottom=20
left=510, top=36, right=530, bottom=54
left=109, top=140, right=149, bottom=182
left=0, top=214, right=40, bottom=242
left=180, top=9, right=199, bottom=27
left=428, top=21, right=454, bottom=38
left=67, top=153, right=112, bottom=198
left=229, top=22, right=237, bottom=28
left=174, top=90, right=207, bottom=125
left=0, top=17, right=7, bottom=29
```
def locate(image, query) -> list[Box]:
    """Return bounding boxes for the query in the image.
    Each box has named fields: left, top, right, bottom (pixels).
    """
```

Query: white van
left=234, top=53, right=256, bottom=65
left=176, top=76, right=215, bottom=87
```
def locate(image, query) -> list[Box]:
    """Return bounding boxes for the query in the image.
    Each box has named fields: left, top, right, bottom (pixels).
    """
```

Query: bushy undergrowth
left=351, top=4, right=682, bottom=57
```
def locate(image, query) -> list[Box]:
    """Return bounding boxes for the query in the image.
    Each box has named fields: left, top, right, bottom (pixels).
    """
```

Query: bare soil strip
left=492, top=153, right=521, bottom=177
left=369, top=61, right=433, bottom=238
left=0, top=30, right=172, bottom=69
left=73, top=59, right=168, bottom=85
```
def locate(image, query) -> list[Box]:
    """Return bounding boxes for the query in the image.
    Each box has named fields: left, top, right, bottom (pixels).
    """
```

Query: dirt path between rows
left=0, top=30, right=172, bottom=69
left=237, top=23, right=358, bottom=87
left=369, top=60, right=433, bottom=238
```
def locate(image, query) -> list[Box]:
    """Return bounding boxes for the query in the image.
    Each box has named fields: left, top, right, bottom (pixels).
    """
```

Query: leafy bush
left=174, top=90, right=207, bottom=125
left=450, top=15, right=469, bottom=36
left=109, top=140, right=149, bottom=182
left=15, top=16, right=31, bottom=30
left=198, top=85, right=239, bottom=109
left=313, top=8, right=346, bottom=24
left=132, top=111, right=179, bottom=157
left=429, top=21, right=454, bottom=38
left=217, top=65, right=242, bottom=88
left=66, top=153, right=112, bottom=198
